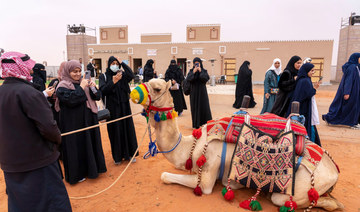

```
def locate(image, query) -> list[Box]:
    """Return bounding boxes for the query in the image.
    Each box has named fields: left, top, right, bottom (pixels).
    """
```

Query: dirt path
left=1, top=85, right=359, bottom=211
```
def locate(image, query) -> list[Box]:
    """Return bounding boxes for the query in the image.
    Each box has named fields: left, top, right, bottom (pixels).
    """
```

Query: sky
left=1, top=0, right=359, bottom=66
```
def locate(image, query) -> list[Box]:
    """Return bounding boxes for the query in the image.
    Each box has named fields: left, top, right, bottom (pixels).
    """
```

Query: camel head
left=130, top=79, right=174, bottom=110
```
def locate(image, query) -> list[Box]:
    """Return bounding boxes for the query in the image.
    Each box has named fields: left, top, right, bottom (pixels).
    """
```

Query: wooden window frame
left=101, top=30, right=107, bottom=40
left=188, top=28, right=196, bottom=39
left=119, top=29, right=125, bottom=39
left=210, top=28, right=218, bottom=39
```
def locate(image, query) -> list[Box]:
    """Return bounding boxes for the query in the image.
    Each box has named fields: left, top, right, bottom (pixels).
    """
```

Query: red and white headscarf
left=0, top=51, right=35, bottom=82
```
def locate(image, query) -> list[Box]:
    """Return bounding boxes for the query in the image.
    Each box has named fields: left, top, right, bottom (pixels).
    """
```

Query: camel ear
left=166, top=80, right=172, bottom=90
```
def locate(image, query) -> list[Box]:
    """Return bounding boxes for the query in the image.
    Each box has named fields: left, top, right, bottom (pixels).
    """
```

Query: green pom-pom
left=222, top=187, right=227, bottom=196
left=146, top=116, right=149, bottom=123
left=279, top=206, right=293, bottom=212
left=160, top=112, right=167, bottom=121
left=250, top=200, right=262, bottom=211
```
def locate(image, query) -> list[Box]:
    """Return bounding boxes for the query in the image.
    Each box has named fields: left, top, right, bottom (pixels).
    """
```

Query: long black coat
left=143, top=66, right=156, bottom=82
left=99, top=61, right=138, bottom=162
left=165, top=66, right=187, bottom=114
left=233, top=62, right=256, bottom=109
left=187, top=68, right=212, bottom=128
left=57, top=84, right=107, bottom=184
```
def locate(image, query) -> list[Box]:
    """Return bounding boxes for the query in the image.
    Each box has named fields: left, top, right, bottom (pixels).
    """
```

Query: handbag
left=183, top=77, right=191, bottom=96
left=97, top=74, right=111, bottom=121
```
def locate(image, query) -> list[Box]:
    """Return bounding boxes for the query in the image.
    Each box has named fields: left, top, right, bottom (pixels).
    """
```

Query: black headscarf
left=296, top=63, right=314, bottom=81
left=144, top=59, right=154, bottom=69
left=33, top=63, right=46, bottom=82
left=238, top=61, right=251, bottom=75
left=106, top=56, right=122, bottom=76
left=168, top=59, right=177, bottom=71
left=193, top=57, right=204, bottom=69
left=284, top=56, right=301, bottom=76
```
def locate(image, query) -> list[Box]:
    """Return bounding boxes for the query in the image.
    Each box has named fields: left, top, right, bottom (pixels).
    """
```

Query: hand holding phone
left=52, top=80, right=58, bottom=88
left=85, top=70, right=91, bottom=80
left=318, top=76, right=323, bottom=82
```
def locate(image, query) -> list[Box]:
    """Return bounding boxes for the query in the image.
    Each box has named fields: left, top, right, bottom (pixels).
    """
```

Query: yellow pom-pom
left=171, top=110, right=178, bottom=118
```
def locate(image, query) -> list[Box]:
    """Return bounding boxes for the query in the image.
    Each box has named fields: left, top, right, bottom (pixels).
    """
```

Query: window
left=128, top=47, right=133, bottom=55
left=88, top=48, right=94, bottom=56
left=219, top=46, right=226, bottom=54
left=210, top=28, right=218, bottom=39
left=188, top=28, right=196, bottom=39
left=171, top=46, right=178, bottom=54
left=119, top=29, right=125, bottom=39
left=101, top=30, right=107, bottom=40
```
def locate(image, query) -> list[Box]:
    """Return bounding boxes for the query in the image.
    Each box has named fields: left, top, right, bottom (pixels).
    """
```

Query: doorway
left=93, top=59, right=102, bottom=78
left=224, top=58, right=236, bottom=82
left=133, top=58, right=142, bottom=75
left=177, top=58, right=187, bottom=76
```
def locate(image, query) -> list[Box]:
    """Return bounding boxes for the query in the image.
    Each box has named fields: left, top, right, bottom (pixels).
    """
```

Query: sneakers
left=78, top=178, right=86, bottom=183
left=114, top=161, right=122, bottom=165
left=351, top=124, right=360, bottom=130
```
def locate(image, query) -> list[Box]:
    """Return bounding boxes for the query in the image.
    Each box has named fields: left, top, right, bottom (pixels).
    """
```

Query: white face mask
left=110, top=65, right=119, bottom=72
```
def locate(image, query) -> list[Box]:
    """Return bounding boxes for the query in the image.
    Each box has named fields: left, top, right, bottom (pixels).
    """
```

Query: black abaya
left=99, top=57, right=138, bottom=163
left=57, top=84, right=107, bottom=184
left=233, top=61, right=256, bottom=109
left=165, top=64, right=187, bottom=114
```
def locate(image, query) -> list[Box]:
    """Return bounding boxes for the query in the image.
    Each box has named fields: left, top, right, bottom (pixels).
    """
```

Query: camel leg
left=161, top=172, right=198, bottom=188
left=315, top=196, right=344, bottom=211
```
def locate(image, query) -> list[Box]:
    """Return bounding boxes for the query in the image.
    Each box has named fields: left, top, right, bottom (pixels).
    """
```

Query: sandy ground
left=1, top=84, right=360, bottom=212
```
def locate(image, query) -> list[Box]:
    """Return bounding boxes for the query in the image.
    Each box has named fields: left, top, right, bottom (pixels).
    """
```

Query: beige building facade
left=87, top=24, right=333, bottom=84
left=66, top=34, right=96, bottom=64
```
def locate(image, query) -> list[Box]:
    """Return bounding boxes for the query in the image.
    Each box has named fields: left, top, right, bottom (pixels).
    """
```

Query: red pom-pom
left=284, top=200, right=298, bottom=210
left=185, top=158, right=193, bottom=170
left=196, top=154, right=207, bottom=167
left=167, top=111, right=173, bottom=120
left=308, top=188, right=319, bottom=204
left=193, top=185, right=202, bottom=196
left=192, top=128, right=202, bottom=140
left=224, top=189, right=235, bottom=201
left=239, top=199, right=251, bottom=210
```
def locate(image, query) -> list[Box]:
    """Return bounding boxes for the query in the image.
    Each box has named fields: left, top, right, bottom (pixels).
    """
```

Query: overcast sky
left=1, top=0, right=359, bottom=65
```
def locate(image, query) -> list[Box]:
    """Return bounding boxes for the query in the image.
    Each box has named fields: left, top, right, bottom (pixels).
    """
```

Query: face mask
left=110, top=65, right=119, bottom=72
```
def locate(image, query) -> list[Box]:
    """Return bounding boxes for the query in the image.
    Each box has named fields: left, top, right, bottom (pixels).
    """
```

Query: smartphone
left=195, top=63, right=199, bottom=67
left=85, top=70, right=91, bottom=80
left=52, top=80, right=58, bottom=88
left=319, top=76, right=323, bottom=82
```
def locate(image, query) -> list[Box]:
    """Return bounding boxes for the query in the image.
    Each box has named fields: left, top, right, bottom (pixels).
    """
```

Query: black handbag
left=97, top=108, right=110, bottom=121
left=183, top=77, right=191, bottom=96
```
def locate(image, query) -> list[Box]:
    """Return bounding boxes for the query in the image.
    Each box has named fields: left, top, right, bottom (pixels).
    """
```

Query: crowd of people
left=0, top=50, right=359, bottom=211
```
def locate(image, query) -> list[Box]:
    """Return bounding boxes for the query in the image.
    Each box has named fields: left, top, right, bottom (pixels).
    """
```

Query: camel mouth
left=130, top=83, right=149, bottom=106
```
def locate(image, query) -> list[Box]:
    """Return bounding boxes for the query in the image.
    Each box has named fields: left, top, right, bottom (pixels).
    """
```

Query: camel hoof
left=161, top=172, right=171, bottom=184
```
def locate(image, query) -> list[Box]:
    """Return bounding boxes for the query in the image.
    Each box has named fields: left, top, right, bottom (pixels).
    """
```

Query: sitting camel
left=130, top=79, right=343, bottom=211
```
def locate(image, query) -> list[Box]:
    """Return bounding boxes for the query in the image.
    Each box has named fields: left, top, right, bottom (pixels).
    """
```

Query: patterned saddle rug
left=228, top=122, right=295, bottom=195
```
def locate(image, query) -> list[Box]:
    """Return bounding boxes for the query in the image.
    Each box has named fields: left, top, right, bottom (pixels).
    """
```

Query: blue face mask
left=110, top=65, right=119, bottom=72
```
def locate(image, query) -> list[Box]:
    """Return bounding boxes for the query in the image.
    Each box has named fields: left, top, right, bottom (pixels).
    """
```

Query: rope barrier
left=69, top=120, right=150, bottom=200
left=61, top=112, right=142, bottom=137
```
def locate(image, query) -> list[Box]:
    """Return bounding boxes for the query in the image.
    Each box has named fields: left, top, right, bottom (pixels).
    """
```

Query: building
left=335, top=14, right=360, bottom=82
left=86, top=24, right=333, bottom=84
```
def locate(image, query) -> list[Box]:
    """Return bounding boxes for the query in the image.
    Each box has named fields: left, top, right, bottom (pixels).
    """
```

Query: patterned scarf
left=0, top=51, right=35, bottom=81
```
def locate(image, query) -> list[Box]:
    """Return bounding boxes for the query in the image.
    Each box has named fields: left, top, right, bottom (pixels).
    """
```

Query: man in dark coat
left=87, top=59, right=97, bottom=79
left=32, top=63, right=47, bottom=91
left=99, top=56, right=138, bottom=164
left=165, top=59, right=187, bottom=115
left=0, top=51, right=71, bottom=211
left=187, top=57, right=212, bottom=128
left=323, top=53, right=360, bottom=128
left=271, top=56, right=302, bottom=117
left=143, top=59, right=156, bottom=82
left=233, top=61, right=256, bottom=109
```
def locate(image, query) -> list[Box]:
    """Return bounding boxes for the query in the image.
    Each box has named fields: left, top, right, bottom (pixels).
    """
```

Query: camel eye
left=153, top=88, right=161, bottom=92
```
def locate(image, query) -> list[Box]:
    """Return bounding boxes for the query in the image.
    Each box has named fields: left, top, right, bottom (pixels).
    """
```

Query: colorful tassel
left=279, top=196, right=297, bottom=212
left=154, top=112, right=160, bottom=122
left=224, top=190, right=234, bottom=201
left=141, top=109, right=147, bottom=117
left=240, top=200, right=252, bottom=210
left=308, top=188, right=319, bottom=204
left=160, top=112, right=167, bottom=121
left=192, top=128, right=202, bottom=140
left=193, top=185, right=202, bottom=196
left=146, top=116, right=149, bottom=123
left=171, top=110, right=178, bottom=118
left=196, top=154, right=206, bottom=167
left=185, top=158, right=193, bottom=170
left=249, top=200, right=262, bottom=211
left=279, top=206, right=292, bottom=212
left=166, top=111, right=173, bottom=119
left=222, top=187, right=227, bottom=196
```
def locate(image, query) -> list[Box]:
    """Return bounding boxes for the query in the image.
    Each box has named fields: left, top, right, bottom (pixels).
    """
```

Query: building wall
left=186, top=24, right=221, bottom=42
left=66, top=34, right=96, bottom=64
left=99, top=26, right=128, bottom=44
left=336, top=25, right=360, bottom=81
left=88, top=40, right=333, bottom=84
left=141, top=34, right=172, bottom=43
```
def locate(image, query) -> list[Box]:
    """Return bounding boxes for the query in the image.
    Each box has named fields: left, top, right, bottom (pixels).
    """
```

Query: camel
left=130, top=79, right=343, bottom=211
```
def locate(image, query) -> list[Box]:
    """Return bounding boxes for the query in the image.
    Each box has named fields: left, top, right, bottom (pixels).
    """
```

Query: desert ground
left=1, top=84, right=359, bottom=212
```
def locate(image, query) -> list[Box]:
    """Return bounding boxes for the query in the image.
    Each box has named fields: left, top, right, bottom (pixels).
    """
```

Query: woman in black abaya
left=165, top=59, right=187, bottom=115
left=233, top=61, right=256, bottom=109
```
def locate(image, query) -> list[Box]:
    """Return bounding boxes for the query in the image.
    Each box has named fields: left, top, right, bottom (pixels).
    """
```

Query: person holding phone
left=48, top=61, right=65, bottom=125
left=56, top=60, right=107, bottom=184
left=99, top=56, right=138, bottom=164
left=186, top=57, right=212, bottom=129
left=323, top=53, right=360, bottom=129
left=287, top=63, right=321, bottom=145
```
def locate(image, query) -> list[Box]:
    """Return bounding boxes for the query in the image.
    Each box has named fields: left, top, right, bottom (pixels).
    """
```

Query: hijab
left=56, top=60, right=98, bottom=113
left=239, top=61, right=251, bottom=75
left=268, top=58, right=282, bottom=75
left=58, top=61, right=66, bottom=80
left=284, top=56, right=301, bottom=76
left=296, top=63, right=314, bottom=81
left=144, top=59, right=154, bottom=70
left=106, top=56, right=122, bottom=76
left=0, top=51, right=35, bottom=81
left=342, top=53, right=360, bottom=73
left=193, top=57, right=204, bottom=69
left=168, top=59, right=178, bottom=71
left=33, top=63, right=46, bottom=82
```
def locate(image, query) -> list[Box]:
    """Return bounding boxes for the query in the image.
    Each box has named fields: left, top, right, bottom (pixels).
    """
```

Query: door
left=133, top=58, right=142, bottom=75
left=93, top=59, right=102, bottom=78
left=311, top=58, right=324, bottom=83
left=177, top=58, right=187, bottom=76
left=224, top=58, right=236, bottom=82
